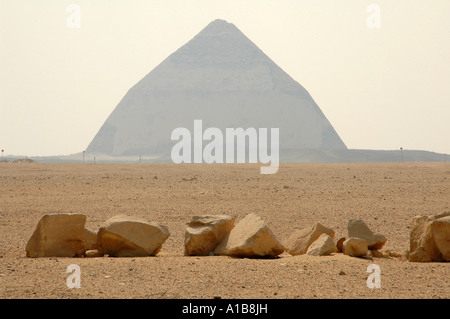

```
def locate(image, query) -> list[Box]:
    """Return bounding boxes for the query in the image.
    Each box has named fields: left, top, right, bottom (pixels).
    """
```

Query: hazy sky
left=1, top=0, right=449, bottom=157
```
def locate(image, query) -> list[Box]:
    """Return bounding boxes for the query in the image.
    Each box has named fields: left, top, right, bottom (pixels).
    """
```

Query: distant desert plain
left=0, top=162, right=449, bottom=299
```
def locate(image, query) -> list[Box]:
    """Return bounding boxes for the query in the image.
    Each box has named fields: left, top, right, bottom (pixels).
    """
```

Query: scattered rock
left=84, top=229, right=98, bottom=251
left=284, top=223, right=335, bottom=255
left=184, top=215, right=235, bottom=256
left=339, top=270, right=346, bottom=275
left=85, top=249, right=102, bottom=258
left=379, top=250, right=402, bottom=259
left=342, top=237, right=368, bottom=257
left=369, top=249, right=384, bottom=258
left=306, top=233, right=337, bottom=256
left=214, top=214, right=284, bottom=258
left=361, top=254, right=373, bottom=261
left=401, top=251, right=410, bottom=261
left=96, top=215, right=170, bottom=257
left=336, top=237, right=346, bottom=253
left=347, top=219, right=387, bottom=250
left=408, top=212, right=450, bottom=262
left=26, top=213, right=89, bottom=257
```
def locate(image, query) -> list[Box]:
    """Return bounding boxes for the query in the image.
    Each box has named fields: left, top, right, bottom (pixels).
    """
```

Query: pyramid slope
left=86, top=19, right=347, bottom=157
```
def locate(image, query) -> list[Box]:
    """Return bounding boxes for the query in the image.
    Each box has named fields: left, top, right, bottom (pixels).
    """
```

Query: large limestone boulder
left=214, top=214, right=284, bottom=258
left=432, top=215, right=450, bottom=260
left=409, top=212, right=450, bottom=262
left=26, top=213, right=90, bottom=257
left=306, top=233, right=337, bottom=256
left=347, top=219, right=386, bottom=250
left=284, top=223, right=335, bottom=255
left=342, top=237, right=368, bottom=257
left=185, top=215, right=235, bottom=256
left=96, top=215, right=170, bottom=257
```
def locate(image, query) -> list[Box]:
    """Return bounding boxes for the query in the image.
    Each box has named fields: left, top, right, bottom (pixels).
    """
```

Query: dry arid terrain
left=0, top=162, right=449, bottom=299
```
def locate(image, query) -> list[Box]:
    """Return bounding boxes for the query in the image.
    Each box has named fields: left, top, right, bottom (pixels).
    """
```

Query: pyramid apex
left=199, top=19, right=239, bottom=36
left=208, top=19, right=232, bottom=26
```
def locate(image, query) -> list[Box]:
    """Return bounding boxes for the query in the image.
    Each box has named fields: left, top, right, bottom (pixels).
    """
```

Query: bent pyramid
left=86, top=19, right=346, bottom=158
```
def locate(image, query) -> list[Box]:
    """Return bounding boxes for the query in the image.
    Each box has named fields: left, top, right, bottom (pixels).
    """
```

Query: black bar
left=0, top=299, right=446, bottom=318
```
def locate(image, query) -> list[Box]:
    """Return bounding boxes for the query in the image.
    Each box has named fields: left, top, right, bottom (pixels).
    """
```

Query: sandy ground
left=0, top=162, right=449, bottom=299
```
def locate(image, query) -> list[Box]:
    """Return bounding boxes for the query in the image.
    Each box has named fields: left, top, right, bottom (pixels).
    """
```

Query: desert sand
left=0, top=162, right=448, bottom=299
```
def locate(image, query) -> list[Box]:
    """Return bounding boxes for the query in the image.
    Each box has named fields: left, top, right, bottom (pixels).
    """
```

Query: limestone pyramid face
left=86, top=19, right=346, bottom=158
